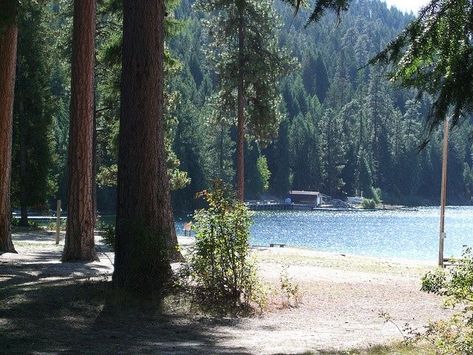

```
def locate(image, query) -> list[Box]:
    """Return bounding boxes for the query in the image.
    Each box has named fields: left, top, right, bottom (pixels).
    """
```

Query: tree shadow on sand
left=0, top=267, right=251, bottom=354
left=0, top=232, right=253, bottom=354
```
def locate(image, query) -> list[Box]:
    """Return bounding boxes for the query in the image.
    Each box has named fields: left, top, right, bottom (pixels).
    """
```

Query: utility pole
left=438, top=117, right=449, bottom=267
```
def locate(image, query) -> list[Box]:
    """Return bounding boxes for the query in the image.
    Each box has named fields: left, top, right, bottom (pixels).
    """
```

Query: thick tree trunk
left=236, top=14, right=245, bottom=202
left=113, top=0, right=173, bottom=295
left=93, top=92, right=97, bottom=224
left=63, top=0, right=97, bottom=261
left=0, top=20, right=17, bottom=254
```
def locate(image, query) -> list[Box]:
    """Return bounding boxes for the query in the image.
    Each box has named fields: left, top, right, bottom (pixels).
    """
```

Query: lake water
left=241, top=207, right=473, bottom=261
left=22, top=207, right=473, bottom=261
left=54, top=206, right=473, bottom=262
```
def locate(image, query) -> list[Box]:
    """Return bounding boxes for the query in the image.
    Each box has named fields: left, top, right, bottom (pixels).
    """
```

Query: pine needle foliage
left=370, top=0, right=473, bottom=146
left=197, top=0, right=294, bottom=144
left=285, top=0, right=473, bottom=147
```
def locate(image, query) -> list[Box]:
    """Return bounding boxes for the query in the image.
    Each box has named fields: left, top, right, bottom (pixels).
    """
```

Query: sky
left=383, top=0, right=430, bottom=14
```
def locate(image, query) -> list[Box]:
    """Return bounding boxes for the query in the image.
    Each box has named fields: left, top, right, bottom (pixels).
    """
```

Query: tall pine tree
left=113, top=0, right=173, bottom=295
left=0, top=0, right=18, bottom=253
left=12, top=0, right=54, bottom=227
left=199, top=0, right=291, bottom=200
left=62, top=0, right=97, bottom=261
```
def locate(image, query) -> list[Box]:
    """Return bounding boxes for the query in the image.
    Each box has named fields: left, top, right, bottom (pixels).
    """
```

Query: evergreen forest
left=8, top=0, right=473, bottom=222
left=4, top=0, right=473, bottom=353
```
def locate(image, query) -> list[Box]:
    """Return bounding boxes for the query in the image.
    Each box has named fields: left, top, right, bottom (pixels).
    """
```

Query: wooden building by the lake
left=287, top=190, right=324, bottom=207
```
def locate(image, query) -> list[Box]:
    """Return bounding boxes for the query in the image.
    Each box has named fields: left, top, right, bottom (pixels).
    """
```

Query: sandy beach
left=0, top=229, right=449, bottom=354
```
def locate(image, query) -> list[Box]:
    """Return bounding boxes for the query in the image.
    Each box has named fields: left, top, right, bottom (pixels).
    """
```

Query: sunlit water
left=240, top=207, right=473, bottom=261
left=84, top=206, right=473, bottom=262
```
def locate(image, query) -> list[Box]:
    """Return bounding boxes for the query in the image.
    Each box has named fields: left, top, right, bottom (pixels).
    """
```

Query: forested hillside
left=167, top=0, right=473, bottom=210
left=11, top=0, right=473, bottom=218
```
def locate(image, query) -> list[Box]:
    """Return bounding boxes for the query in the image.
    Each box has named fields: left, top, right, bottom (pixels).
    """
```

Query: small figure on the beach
left=183, top=222, right=192, bottom=236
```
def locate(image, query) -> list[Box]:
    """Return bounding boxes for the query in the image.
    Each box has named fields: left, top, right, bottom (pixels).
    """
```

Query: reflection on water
left=249, top=207, right=473, bottom=261
left=93, top=207, right=473, bottom=261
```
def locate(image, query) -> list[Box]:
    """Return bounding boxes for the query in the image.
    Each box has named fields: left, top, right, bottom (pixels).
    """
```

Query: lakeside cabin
left=246, top=190, right=329, bottom=211
left=288, top=190, right=324, bottom=207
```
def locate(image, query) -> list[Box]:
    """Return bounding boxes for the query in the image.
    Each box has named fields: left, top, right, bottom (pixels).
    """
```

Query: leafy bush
left=422, top=248, right=473, bottom=307
left=46, top=219, right=66, bottom=231
left=361, top=187, right=382, bottom=209
left=279, top=266, right=301, bottom=308
left=190, top=181, right=264, bottom=310
left=420, top=248, right=473, bottom=354
left=371, top=187, right=383, bottom=205
left=101, top=224, right=116, bottom=251
left=362, top=198, right=376, bottom=209
left=256, top=155, right=271, bottom=193
left=96, top=218, right=115, bottom=251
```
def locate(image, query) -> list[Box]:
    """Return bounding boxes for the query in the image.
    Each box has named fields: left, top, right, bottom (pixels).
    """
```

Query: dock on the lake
left=246, top=202, right=313, bottom=211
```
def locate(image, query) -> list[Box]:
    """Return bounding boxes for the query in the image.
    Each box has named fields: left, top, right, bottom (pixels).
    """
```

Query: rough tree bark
left=63, top=0, right=97, bottom=261
left=0, top=5, right=18, bottom=254
left=236, top=13, right=246, bottom=202
left=113, top=0, right=173, bottom=295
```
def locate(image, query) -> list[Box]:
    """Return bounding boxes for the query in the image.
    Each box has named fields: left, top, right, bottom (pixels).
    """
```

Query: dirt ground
left=0, top=230, right=450, bottom=354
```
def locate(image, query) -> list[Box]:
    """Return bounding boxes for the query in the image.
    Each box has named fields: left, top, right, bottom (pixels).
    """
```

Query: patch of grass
left=255, top=250, right=432, bottom=277
left=315, top=342, right=435, bottom=354
left=11, top=223, right=43, bottom=232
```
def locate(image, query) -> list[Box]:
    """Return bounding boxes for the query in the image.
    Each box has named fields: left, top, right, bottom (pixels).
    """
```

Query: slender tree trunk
left=63, top=0, right=97, bottom=261
left=19, top=204, right=27, bottom=227
left=236, top=14, right=245, bottom=201
left=219, top=123, right=224, bottom=178
left=0, top=13, right=17, bottom=254
left=113, top=0, right=172, bottom=295
left=19, top=100, right=28, bottom=227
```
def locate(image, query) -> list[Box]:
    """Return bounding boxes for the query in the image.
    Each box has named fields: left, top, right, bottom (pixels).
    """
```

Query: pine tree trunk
left=63, top=0, right=97, bottom=261
left=19, top=204, right=27, bottom=227
left=113, top=0, right=172, bottom=295
left=219, top=123, right=224, bottom=178
left=93, top=93, right=97, bottom=224
left=0, top=18, right=17, bottom=254
left=19, top=100, right=28, bottom=227
left=236, top=14, right=245, bottom=202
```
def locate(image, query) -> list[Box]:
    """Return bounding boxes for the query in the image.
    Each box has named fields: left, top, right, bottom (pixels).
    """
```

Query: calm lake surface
left=98, top=206, right=473, bottom=261
left=242, top=207, right=473, bottom=261
left=21, top=211, right=472, bottom=262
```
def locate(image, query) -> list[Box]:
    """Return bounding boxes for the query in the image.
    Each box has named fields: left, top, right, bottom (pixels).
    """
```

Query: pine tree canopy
left=286, top=0, right=473, bottom=144
left=0, top=0, right=18, bottom=30
left=370, top=0, right=473, bottom=145
left=281, top=0, right=349, bottom=24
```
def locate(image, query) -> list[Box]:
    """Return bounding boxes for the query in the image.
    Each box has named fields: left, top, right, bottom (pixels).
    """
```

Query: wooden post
left=439, top=118, right=449, bottom=267
left=56, top=199, right=61, bottom=245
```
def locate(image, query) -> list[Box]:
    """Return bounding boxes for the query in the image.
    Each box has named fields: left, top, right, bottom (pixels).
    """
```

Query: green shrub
left=279, top=265, right=301, bottom=308
left=420, top=248, right=473, bottom=354
left=422, top=248, right=473, bottom=307
left=190, top=180, right=263, bottom=310
left=99, top=223, right=116, bottom=251
left=362, top=198, right=376, bottom=209
left=46, top=219, right=66, bottom=231
left=371, top=187, right=382, bottom=205
left=256, top=155, right=271, bottom=193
